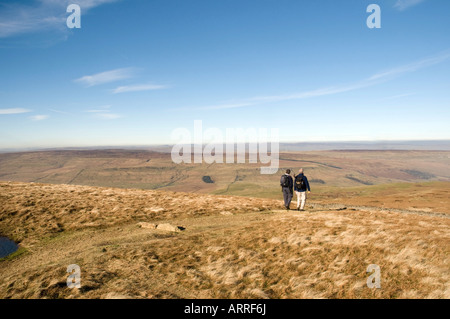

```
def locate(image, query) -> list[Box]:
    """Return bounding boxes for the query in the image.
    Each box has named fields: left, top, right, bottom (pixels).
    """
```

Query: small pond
left=0, top=237, right=19, bottom=258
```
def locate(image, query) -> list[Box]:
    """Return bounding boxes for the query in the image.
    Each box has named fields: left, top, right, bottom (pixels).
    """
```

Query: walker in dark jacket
left=294, top=174, right=310, bottom=192
left=294, top=173, right=311, bottom=210
left=281, top=173, right=293, bottom=209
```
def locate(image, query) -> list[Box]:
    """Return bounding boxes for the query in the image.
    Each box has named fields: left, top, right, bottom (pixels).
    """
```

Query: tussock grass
left=1, top=181, right=449, bottom=299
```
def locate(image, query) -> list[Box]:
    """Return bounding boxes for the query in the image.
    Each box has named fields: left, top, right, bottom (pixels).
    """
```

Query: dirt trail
left=307, top=203, right=449, bottom=219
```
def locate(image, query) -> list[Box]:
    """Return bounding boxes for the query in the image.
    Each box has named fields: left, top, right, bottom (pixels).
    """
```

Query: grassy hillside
left=0, top=182, right=449, bottom=299
left=1, top=149, right=448, bottom=299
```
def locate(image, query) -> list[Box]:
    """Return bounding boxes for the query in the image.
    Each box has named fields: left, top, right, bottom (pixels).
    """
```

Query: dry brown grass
left=0, top=182, right=275, bottom=247
left=316, top=181, right=450, bottom=215
left=0, top=181, right=449, bottom=299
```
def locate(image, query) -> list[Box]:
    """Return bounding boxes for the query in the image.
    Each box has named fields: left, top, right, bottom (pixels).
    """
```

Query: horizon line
left=1, top=139, right=449, bottom=153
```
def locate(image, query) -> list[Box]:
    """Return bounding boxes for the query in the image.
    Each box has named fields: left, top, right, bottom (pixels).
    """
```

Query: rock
left=220, top=211, right=233, bottom=216
left=104, top=292, right=132, bottom=299
left=268, top=237, right=284, bottom=244
left=156, top=223, right=185, bottom=232
left=138, top=222, right=185, bottom=232
left=138, top=222, right=157, bottom=229
left=149, top=207, right=165, bottom=213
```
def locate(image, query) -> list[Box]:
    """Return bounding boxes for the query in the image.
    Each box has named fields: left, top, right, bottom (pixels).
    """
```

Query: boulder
left=156, top=223, right=181, bottom=232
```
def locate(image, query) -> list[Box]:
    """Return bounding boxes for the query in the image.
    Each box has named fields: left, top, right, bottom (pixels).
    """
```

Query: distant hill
left=1, top=140, right=449, bottom=153
left=279, top=140, right=450, bottom=151
left=0, top=149, right=448, bottom=199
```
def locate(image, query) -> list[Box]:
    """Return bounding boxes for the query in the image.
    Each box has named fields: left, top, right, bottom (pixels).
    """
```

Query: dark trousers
left=282, top=187, right=293, bottom=207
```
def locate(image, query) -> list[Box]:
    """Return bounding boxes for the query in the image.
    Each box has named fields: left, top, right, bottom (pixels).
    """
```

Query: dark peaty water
left=0, top=237, right=18, bottom=258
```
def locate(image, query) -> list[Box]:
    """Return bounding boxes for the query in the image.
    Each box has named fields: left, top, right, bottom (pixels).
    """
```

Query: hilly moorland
left=0, top=180, right=449, bottom=299
left=0, top=149, right=449, bottom=299
left=0, top=149, right=448, bottom=198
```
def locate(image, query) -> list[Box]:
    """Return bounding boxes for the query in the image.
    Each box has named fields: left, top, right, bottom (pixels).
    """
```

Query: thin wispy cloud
left=40, top=0, right=118, bottom=10
left=394, top=0, right=426, bottom=11
left=196, top=51, right=450, bottom=111
left=85, top=105, right=121, bottom=119
left=86, top=109, right=110, bottom=113
left=30, top=114, right=49, bottom=121
left=0, top=108, right=31, bottom=115
left=0, top=0, right=119, bottom=38
left=48, top=108, right=73, bottom=115
left=112, top=83, right=168, bottom=94
left=248, top=81, right=374, bottom=104
left=198, top=102, right=255, bottom=111
left=75, top=68, right=135, bottom=87
left=94, top=113, right=122, bottom=120
left=197, top=82, right=374, bottom=111
left=0, top=4, right=65, bottom=39
left=368, top=53, right=450, bottom=81
left=84, top=105, right=111, bottom=113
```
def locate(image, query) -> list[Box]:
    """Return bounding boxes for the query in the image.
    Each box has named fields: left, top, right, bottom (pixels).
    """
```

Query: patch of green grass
left=0, top=246, right=28, bottom=262
left=39, top=230, right=74, bottom=245
left=213, top=182, right=280, bottom=199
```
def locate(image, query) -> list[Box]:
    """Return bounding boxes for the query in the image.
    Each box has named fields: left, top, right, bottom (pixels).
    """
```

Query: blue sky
left=0, top=0, right=449, bottom=148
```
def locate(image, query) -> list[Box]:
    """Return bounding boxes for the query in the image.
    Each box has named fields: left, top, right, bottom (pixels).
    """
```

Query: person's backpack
left=280, top=175, right=290, bottom=187
left=295, top=175, right=305, bottom=190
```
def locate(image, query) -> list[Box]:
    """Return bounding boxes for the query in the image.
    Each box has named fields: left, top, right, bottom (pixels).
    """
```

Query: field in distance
left=0, top=149, right=449, bottom=197
left=0, top=149, right=449, bottom=214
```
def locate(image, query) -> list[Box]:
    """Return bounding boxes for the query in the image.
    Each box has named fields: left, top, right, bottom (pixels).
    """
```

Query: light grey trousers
left=295, top=191, right=307, bottom=209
